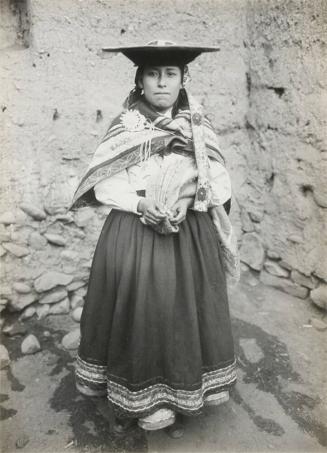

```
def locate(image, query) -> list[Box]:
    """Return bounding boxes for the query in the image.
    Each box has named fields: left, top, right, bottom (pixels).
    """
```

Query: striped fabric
left=71, top=90, right=224, bottom=209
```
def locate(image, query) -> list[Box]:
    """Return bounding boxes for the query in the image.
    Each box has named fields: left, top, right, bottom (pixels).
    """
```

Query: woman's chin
left=153, top=102, right=173, bottom=112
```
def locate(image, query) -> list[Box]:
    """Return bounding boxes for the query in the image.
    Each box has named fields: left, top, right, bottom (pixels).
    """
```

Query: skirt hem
left=75, top=354, right=237, bottom=418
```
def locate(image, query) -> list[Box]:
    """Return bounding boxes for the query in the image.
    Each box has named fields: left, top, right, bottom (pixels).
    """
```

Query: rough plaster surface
left=244, top=0, right=327, bottom=283
left=0, top=0, right=326, bottom=316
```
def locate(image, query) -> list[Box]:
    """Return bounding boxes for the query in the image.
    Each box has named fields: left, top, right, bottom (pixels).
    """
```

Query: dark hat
left=102, top=40, right=219, bottom=66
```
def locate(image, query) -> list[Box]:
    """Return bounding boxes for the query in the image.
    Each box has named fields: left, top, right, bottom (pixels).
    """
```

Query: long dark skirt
left=75, top=209, right=236, bottom=418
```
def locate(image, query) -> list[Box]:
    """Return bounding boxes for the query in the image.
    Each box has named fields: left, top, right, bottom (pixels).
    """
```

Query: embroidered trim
left=75, top=355, right=237, bottom=414
left=71, top=97, right=225, bottom=209
left=188, top=94, right=212, bottom=211
left=120, top=110, right=149, bottom=132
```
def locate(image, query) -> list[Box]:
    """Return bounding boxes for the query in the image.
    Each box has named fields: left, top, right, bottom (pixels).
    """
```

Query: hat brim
left=102, top=45, right=220, bottom=66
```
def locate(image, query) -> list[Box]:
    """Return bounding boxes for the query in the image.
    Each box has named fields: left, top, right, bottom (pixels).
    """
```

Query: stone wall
left=240, top=0, right=327, bottom=305
left=0, top=0, right=326, bottom=320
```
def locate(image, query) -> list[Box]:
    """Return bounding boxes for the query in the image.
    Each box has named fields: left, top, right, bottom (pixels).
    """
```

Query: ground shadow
left=232, top=316, right=327, bottom=447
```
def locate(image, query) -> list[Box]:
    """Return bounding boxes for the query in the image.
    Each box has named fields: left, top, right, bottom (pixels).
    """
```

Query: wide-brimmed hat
left=102, top=40, right=219, bottom=66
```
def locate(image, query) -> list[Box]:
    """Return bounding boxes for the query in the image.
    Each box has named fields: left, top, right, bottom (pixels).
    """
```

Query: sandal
left=138, top=408, right=175, bottom=431
left=204, top=390, right=229, bottom=407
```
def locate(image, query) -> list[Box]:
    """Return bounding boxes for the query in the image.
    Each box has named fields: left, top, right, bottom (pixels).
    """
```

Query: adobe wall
left=242, top=0, right=327, bottom=301
left=0, top=0, right=326, bottom=317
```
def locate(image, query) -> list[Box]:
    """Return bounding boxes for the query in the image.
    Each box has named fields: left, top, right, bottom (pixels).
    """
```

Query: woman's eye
left=147, top=71, right=157, bottom=77
left=167, top=73, right=177, bottom=77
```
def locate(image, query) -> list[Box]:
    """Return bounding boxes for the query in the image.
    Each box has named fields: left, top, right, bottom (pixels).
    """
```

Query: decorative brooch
left=120, top=110, right=149, bottom=132
left=197, top=187, right=207, bottom=201
left=192, top=112, right=202, bottom=126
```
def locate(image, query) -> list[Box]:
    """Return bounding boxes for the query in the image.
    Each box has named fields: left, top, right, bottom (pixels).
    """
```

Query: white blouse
left=94, top=154, right=231, bottom=214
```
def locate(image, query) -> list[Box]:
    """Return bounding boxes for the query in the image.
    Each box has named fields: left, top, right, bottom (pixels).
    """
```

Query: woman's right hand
left=137, top=198, right=167, bottom=226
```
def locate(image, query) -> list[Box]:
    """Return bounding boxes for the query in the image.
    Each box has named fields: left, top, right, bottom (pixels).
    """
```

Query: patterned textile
left=76, top=356, right=237, bottom=415
left=71, top=89, right=224, bottom=209
left=143, top=153, right=240, bottom=283
left=75, top=209, right=237, bottom=418
left=71, top=89, right=240, bottom=282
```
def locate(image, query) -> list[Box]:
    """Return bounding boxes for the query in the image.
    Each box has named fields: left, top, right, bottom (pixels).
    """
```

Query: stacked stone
left=239, top=230, right=327, bottom=311
left=1, top=200, right=326, bottom=327
left=0, top=202, right=109, bottom=326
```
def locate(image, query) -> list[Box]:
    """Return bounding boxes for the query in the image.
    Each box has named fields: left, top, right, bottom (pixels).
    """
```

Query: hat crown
left=146, top=40, right=176, bottom=47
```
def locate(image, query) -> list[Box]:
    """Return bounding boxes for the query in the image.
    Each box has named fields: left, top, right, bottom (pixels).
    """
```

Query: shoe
left=138, top=408, right=175, bottom=431
left=204, top=390, right=229, bottom=407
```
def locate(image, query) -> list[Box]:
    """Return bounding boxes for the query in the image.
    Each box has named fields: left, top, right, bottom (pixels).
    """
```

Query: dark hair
left=123, top=65, right=188, bottom=115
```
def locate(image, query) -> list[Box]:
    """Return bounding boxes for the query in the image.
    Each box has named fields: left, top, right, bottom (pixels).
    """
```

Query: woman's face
left=138, top=66, right=183, bottom=113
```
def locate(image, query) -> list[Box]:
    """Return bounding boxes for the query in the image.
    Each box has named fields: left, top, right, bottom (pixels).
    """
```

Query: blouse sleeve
left=208, top=158, right=232, bottom=206
left=94, top=169, right=142, bottom=215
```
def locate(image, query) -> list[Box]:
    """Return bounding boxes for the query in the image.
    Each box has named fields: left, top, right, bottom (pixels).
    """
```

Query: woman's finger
left=145, top=214, right=158, bottom=223
left=143, top=217, right=157, bottom=226
left=155, top=202, right=166, bottom=213
left=145, top=214, right=162, bottom=225
left=170, top=206, right=180, bottom=218
left=148, top=209, right=166, bottom=220
left=171, top=212, right=185, bottom=225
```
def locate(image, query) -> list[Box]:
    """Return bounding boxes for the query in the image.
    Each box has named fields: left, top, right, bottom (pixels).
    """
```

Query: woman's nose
left=157, top=75, right=167, bottom=87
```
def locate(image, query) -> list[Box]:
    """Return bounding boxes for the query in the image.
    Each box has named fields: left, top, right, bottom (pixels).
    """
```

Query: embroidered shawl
left=71, top=90, right=240, bottom=283
left=71, top=91, right=224, bottom=209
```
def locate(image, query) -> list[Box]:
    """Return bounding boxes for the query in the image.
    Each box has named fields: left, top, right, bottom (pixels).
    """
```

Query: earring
left=182, top=65, right=191, bottom=86
left=141, top=89, right=144, bottom=95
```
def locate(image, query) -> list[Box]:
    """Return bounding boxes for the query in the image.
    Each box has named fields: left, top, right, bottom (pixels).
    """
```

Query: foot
left=165, top=414, right=185, bottom=439
left=113, top=417, right=137, bottom=434
left=138, top=408, right=175, bottom=431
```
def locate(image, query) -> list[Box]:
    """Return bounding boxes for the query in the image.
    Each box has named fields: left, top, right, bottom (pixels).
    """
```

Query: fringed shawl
left=71, top=90, right=240, bottom=284
left=71, top=91, right=224, bottom=209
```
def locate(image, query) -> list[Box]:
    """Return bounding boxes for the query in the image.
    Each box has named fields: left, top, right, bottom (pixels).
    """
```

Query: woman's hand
left=170, top=199, right=190, bottom=226
left=137, top=198, right=167, bottom=226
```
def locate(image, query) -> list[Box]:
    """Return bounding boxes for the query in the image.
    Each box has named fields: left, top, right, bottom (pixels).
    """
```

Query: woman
left=71, top=41, right=239, bottom=435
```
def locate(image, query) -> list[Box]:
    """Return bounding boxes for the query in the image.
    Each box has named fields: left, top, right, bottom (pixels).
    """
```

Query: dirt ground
left=1, top=270, right=326, bottom=453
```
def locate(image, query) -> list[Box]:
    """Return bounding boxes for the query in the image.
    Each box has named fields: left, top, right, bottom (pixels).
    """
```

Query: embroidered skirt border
left=75, top=355, right=237, bottom=416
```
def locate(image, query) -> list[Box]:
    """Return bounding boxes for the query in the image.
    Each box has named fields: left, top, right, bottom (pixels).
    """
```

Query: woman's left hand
left=170, top=200, right=190, bottom=225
